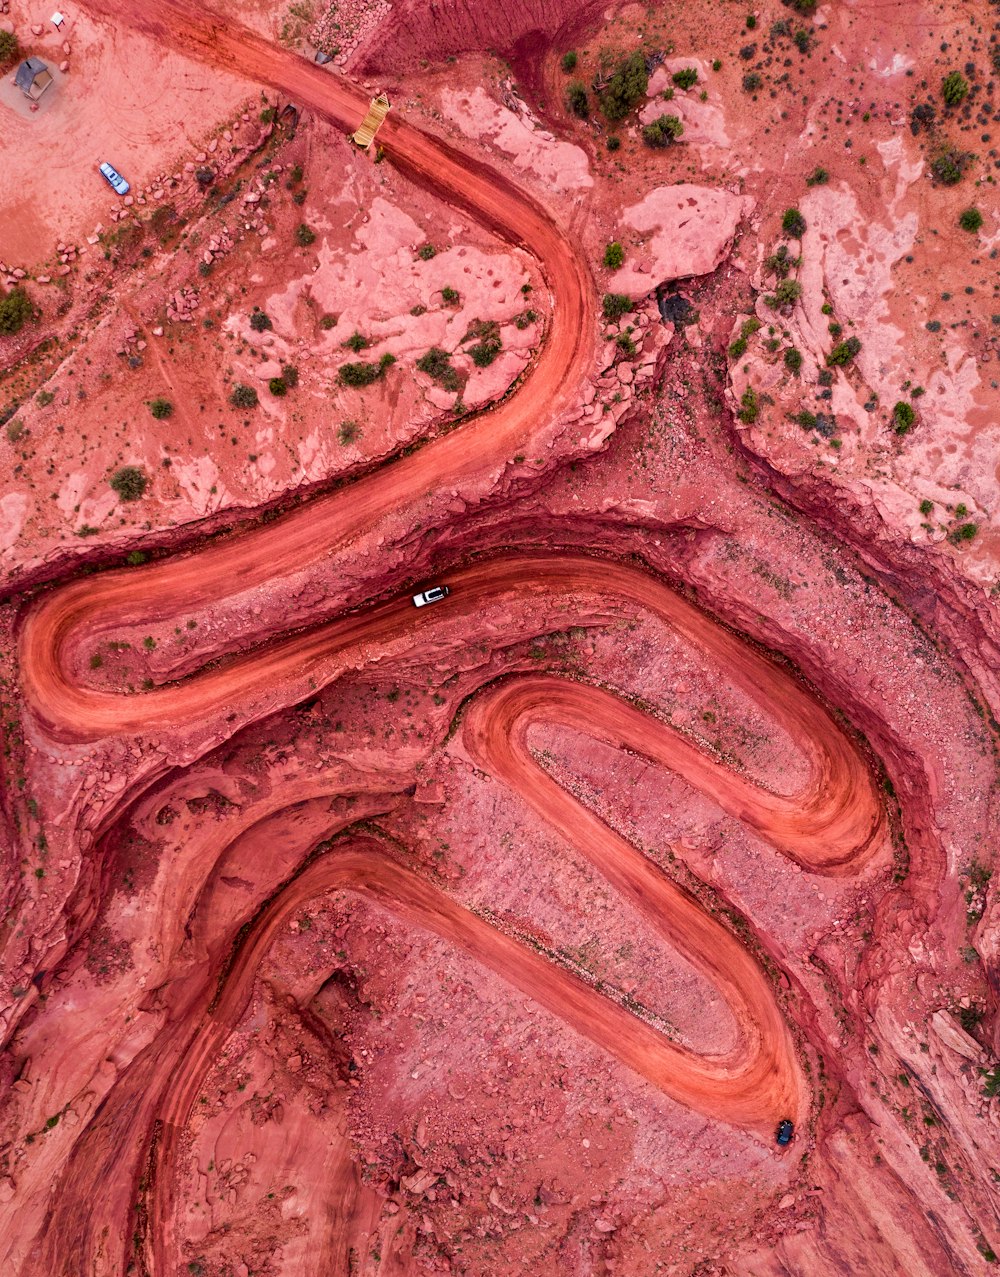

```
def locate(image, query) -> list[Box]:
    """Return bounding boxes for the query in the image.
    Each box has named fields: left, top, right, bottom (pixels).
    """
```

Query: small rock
left=152, top=326, right=164, bottom=336
left=59, top=60, right=69, bottom=72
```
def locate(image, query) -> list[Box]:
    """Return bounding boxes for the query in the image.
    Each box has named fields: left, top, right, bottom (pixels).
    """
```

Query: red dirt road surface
left=3, top=0, right=999, bottom=1274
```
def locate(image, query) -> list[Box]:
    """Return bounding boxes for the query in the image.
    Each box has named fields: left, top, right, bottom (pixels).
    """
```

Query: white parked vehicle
left=412, top=585, right=450, bottom=607
left=99, top=161, right=130, bottom=196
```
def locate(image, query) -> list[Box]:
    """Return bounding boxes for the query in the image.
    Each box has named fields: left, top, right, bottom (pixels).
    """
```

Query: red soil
left=2, top=0, right=1000, bottom=1275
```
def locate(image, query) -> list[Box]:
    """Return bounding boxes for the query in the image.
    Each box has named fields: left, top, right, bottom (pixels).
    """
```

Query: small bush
left=320, top=314, right=338, bottom=330
left=109, top=466, right=148, bottom=502
left=672, top=67, right=698, bottom=90
left=951, top=522, right=979, bottom=543
left=603, top=242, right=625, bottom=270
left=280, top=364, right=298, bottom=388
left=959, top=207, right=983, bottom=233
left=6, top=419, right=25, bottom=442
left=0, top=30, right=19, bottom=67
left=793, top=29, right=811, bottom=53
left=767, top=279, right=802, bottom=308
left=561, top=51, right=578, bottom=72
left=249, top=309, right=272, bottom=332
left=782, top=207, right=807, bottom=238
left=891, top=401, right=916, bottom=434
left=441, top=286, right=460, bottom=304
left=738, top=387, right=760, bottom=424
left=149, top=398, right=173, bottom=419
left=566, top=81, right=589, bottom=118
left=0, top=288, right=34, bottom=336
left=782, top=0, right=817, bottom=13
left=260, top=106, right=278, bottom=123
left=600, top=51, right=649, bottom=121
left=467, top=318, right=502, bottom=367
left=740, top=44, right=757, bottom=61
left=827, top=336, right=862, bottom=366
left=742, top=72, right=762, bottom=92
left=606, top=135, right=621, bottom=151
left=795, top=409, right=817, bottom=430
left=344, top=331, right=369, bottom=353
left=806, top=166, right=829, bottom=186
left=514, top=309, right=537, bottom=330
left=338, top=419, right=361, bottom=445
left=269, top=377, right=288, bottom=396
left=417, top=346, right=462, bottom=392
left=729, top=336, right=748, bottom=359
left=195, top=167, right=215, bottom=187
left=416, top=243, right=437, bottom=261
left=616, top=331, right=637, bottom=357
left=296, top=223, right=316, bottom=246
left=230, top=383, right=259, bottom=408
left=602, top=293, right=632, bottom=321
left=784, top=347, right=803, bottom=374
left=941, top=70, right=969, bottom=107
left=931, top=148, right=968, bottom=185
left=642, top=114, right=684, bottom=148
left=765, top=244, right=796, bottom=278
left=338, top=353, right=396, bottom=387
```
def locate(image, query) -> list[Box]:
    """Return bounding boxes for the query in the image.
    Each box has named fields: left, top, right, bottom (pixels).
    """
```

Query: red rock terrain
left=1, top=0, right=999, bottom=1274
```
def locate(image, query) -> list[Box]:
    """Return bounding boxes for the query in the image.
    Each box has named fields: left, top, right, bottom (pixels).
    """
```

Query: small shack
left=14, top=57, right=54, bottom=101
left=352, top=93, right=390, bottom=151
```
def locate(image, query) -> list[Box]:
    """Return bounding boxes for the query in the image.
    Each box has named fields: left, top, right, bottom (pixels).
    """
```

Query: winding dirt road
left=11, top=5, right=889, bottom=1273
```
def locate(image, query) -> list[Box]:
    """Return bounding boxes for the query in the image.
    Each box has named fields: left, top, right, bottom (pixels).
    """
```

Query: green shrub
left=729, top=336, right=748, bottom=359
left=892, top=401, right=916, bottom=434
left=281, top=364, right=299, bottom=388
left=249, top=309, right=272, bottom=332
left=919, top=499, right=933, bottom=516
left=959, top=207, right=983, bottom=232
left=795, top=409, right=817, bottom=430
left=109, top=466, right=148, bottom=501
left=0, top=30, right=20, bottom=67
left=931, top=148, right=968, bottom=185
left=742, top=72, right=762, bottom=92
left=260, top=106, right=278, bottom=123
left=149, top=398, right=173, bottom=419
left=344, top=331, right=369, bottom=353
left=642, top=114, right=684, bottom=148
left=320, top=314, right=338, bottom=330
left=793, top=29, right=812, bottom=53
left=464, top=319, right=502, bottom=367
left=417, top=243, right=437, bottom=260
left=941, top=70, right=969, bottom=107
left=561, top=51, right=578, bottom=72
left=566, top=81, right=589, bottom=118
left=600, top=51, right=649, bottom=121
left=602, top=292, right=632, bottom=321
left=296, top=223, right=316, bottom=246
left=269, top=377, right=287, bottom=396
left=806, top=166, right=829, bottom=186
left=827, top=336, right=861, bottom=366
left=0, top=288, right=34, bottom=336
left=514, top=309, right=537, bottom=329
left=606, top=135, right=621, bottom=151
left=338, top=419, right=361, bottom=445
left=603, top=242, right=625, bottom=269
left=784, top=347, right=803, bottom=374
left=672, top=67, right=698, bottom=90
left=416, top=346, right=461, bottom=392
left=765, top=244, right=797, bottom=278
left=441, top=286, right=460, bottom=304
left=767, top=279, right=802, bottom=307
left=782, top=0, right=816, bottom=13
left=230, top=383, right=259, bottom=408
left=338, top=353, right=396, bottom=387
left=616, top=331, right=637, bottom=357
left=952, top=521, right=979, bottom=543
left=782, top=207, right=807, bottom=238
left=738, top=387, right=760, bottom=423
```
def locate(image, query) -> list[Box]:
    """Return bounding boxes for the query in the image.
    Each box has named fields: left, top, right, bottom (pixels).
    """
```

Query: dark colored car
left=776, top=1119, right=794, bottom=1146
left=412, top=584, right=450, bottom=608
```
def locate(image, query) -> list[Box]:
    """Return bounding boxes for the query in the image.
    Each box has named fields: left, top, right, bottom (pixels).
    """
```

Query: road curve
left=23, top=0, right=595, bottom=729
left=147, top=834, right=800, bottom=1273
